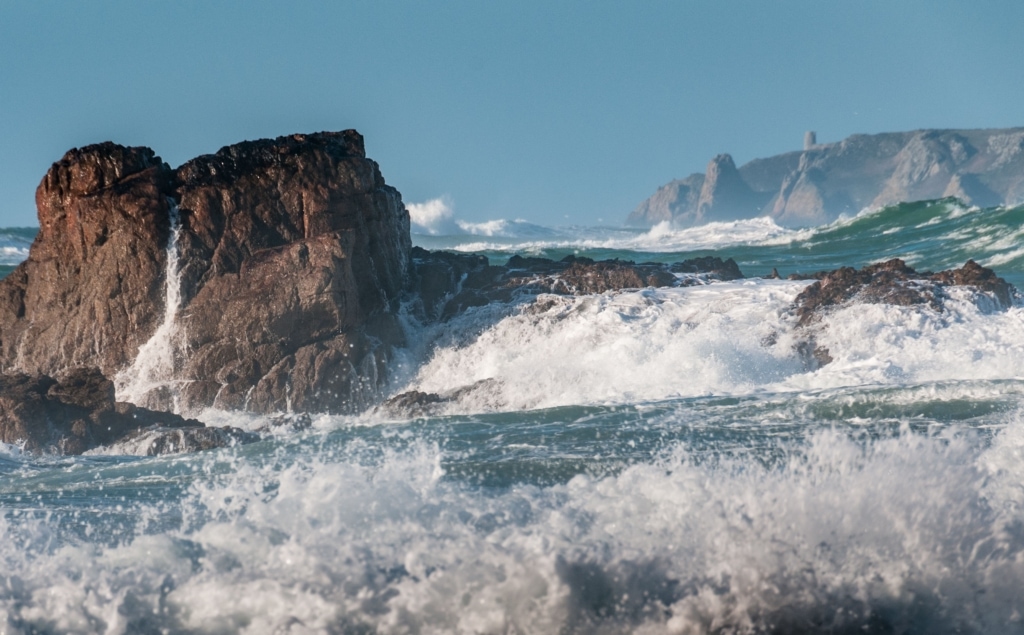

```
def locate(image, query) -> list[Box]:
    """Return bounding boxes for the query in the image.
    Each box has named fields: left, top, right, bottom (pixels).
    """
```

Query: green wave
left=727, top=199, right=1024, bottom=285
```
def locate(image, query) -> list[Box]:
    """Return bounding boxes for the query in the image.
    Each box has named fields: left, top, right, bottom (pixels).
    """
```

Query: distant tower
left=804, top=131, right=817, bottom=151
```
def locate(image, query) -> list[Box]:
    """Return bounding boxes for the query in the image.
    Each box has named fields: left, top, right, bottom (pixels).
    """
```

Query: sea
left=1, top=198, right=1024, bottom=633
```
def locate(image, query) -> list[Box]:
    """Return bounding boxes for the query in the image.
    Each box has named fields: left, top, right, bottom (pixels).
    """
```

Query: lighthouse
left=804, top=131, right=817, bottom=151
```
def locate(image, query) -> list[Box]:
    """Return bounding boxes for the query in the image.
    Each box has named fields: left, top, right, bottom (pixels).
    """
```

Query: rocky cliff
left=0, top=131, right=411, bottom=415
left=627, top=127, right=1024, bottom=227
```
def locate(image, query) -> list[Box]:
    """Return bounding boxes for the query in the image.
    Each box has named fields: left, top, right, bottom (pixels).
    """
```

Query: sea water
left=1, top=199, right=1023, bottom=633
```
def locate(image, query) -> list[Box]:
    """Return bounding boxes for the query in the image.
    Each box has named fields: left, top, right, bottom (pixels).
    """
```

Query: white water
left=396, top=280, right=1024, bottom=414
left=1, top=418, right=1023, bottom=633
left=422, top=217, right=811, bottom=255
left=114, top=203, right=185, bottom=409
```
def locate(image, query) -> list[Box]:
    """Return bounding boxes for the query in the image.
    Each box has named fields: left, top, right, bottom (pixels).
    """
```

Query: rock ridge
left=628, top=127, right=1024, bottom=227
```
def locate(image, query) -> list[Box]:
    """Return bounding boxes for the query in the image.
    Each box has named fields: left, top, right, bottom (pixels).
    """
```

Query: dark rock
left=378, top=390, right=447, bottom=418
left=408, top=251, right=746, bottom=319
left=790, top=259, right=1017, bottom=366
left=793, top=258, right=1015, bottom=327
left=667, top=256, right=744, bottom=281
left=930, top=259, right=1014, bottom=308
left=0, top=368, right=209, bottom=454
left=378, top=379, right=500, bottom=418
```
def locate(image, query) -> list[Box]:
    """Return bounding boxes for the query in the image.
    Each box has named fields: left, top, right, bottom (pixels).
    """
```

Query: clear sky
left=2, top=1, right=1022, bottom=227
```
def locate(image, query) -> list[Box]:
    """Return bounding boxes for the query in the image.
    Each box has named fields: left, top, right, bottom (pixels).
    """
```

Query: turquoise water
left=415, top=199, right=1024, bottom=287
left=1, top=201, right=1024, bottom=633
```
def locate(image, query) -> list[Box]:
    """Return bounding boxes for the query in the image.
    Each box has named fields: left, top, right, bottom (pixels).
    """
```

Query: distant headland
left=627, top=127, right=1024, bottom=227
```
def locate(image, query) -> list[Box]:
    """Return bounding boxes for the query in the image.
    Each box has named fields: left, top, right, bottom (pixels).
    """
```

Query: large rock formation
left=627, top=127, right=1024, bottom=227
left=0, top=131, right=410, bottom=415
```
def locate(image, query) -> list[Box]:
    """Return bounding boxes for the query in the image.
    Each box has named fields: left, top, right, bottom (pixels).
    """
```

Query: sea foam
left=0, top=417, right=1022, bottom=633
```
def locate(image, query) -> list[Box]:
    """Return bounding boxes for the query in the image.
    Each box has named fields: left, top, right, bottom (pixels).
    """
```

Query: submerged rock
left=109, top=425, right=259, bottom=456
left=378, top=379, right=501, bottom=418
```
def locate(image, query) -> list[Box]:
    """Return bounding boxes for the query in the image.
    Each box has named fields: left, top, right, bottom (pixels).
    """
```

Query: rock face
left=0, top=144, right=175, bottom=378
left=626, top=174, right=704, bottom=226
left=628, top=128, right=1024, bottom=227
left=0, top=131, right=410, bottom=415
left=695, top=154, right=770, bottom=224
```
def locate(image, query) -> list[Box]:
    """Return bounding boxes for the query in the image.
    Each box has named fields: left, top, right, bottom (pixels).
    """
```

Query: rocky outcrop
left=0, top=131, right=410, bottom=416
left=0, top=367, right=250, bottom=454
left=792, top=258, right=1014, bottom=327
left=784, top=259, right=1016, bottom=369
left=409, top=247, right=744, bottom=321
left=170, top=132, right=409, bottom=414
left=0, top=144, right=175, bottom=378
left=628, top=127, right=1024, bottom=227
left=625, top=174, right=704, bottom=226
left=695, top=154, right=771, bottom=223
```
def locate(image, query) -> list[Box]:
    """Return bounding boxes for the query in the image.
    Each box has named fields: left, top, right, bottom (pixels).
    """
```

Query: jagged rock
left=408, top=251, right=745, bottom=319
left=793, top=258, right=1014, bottom=327
left=629, top=127, right=1024, bottom=227
left=788, top=259, right=1016, bottom=367
left=0, top=368, right=208, bottom=454
left=695, top=154, right=771, bottom=223
left=626, top=174, right=704, bottom=226
left=0, top=144, right=175, bottom=378
left=0, top=131, right=410, bottom=415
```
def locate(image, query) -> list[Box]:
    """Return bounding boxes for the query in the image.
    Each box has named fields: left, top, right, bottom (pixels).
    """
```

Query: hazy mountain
left=627, top=128, right=1024, bottom=227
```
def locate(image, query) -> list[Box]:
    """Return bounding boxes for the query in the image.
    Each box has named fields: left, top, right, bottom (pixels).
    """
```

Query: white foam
left=399, top=281, right=810, bottom=412
left=1, top=421, right=1023, bottom=632
left=434, top=217, right=813, bottom=254
left=407, top=197, right=464, bottom=236
left=394, top=280, right=1024, bottom=414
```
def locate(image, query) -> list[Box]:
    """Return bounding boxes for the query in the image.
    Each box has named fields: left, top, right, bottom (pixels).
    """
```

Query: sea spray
left=0, top=416, right=1023, bottom=633
left=115, top=202, right=185, bottom=410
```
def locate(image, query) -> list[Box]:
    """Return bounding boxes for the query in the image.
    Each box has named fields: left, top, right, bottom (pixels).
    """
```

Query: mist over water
left=2, top=200, right=1024, bottom=632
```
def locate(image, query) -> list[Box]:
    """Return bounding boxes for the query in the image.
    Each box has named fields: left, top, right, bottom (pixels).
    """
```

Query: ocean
left=1, top=199, right=1024, bottom=633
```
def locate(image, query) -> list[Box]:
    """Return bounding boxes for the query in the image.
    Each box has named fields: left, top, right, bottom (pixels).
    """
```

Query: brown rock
left=0, top=131, right=411, bottom=416
left=408, top=251, right=745, bottom=319
left=0, top=144, right=175, bottom=378
left=0, top=368, right=214, bottom=454
left=794, top=258, right=1016, bottom=327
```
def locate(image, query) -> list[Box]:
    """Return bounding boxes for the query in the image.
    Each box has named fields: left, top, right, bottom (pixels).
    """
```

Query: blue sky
left=2, top=1, right=1022, bottom=227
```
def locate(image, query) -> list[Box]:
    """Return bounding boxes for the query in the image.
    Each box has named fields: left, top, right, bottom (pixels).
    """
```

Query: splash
left=115, top=202, right=185, bottom=410
left=393, top=279, right=1024, bottom=415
